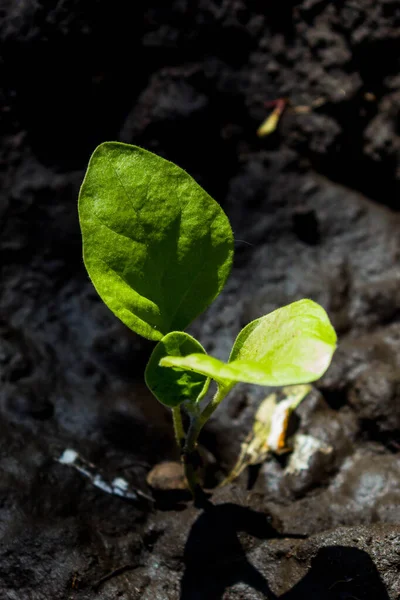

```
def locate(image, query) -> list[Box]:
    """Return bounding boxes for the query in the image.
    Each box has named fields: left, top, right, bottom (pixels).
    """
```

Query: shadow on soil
left=180, top=502, right=278, bottom=599
left=280, top=545, right=391, bottom=600
left=180, top=503, right=390, bottom=600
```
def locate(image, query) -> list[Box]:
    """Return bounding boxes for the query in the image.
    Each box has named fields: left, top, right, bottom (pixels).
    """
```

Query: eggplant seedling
left=78, top=142, right=337, bottom=500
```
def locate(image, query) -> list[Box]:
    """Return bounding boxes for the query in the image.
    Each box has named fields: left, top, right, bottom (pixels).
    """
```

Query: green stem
left=195, top=377, right=212, bottom=404
left=199, top=384, right=230, bottom=427
left=172, top=406, right=185, bottom=450
left=182, top=385, right=230, bottom=500
left=182, top=414, right=203, bottom=498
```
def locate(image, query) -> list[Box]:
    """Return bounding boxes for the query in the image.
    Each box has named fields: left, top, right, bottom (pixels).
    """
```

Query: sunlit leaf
left=79, top=142, right=233, bottom=341
left=160, top=300, right=336, bottom=387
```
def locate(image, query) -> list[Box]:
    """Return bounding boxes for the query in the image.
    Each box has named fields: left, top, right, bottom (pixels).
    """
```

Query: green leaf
left=79, top=142, right=234, bottom=341
left=160, top=300, right=337, bottom=387
left=145, top=332, right=210, bottom=408
left=160, top=353, right=236, bottom=389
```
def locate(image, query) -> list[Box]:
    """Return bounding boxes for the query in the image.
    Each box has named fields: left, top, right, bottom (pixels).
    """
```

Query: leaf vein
left=91, top=211, right=146, bottom=247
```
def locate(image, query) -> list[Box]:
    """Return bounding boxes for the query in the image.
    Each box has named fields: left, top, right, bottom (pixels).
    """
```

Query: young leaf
left=145, top=332, right=210, bottom=408
left=79, top=142, right=234, bottom=341
left=160, top=300, right=336, bottom=387
left=160, top=353, right=236, bottom=390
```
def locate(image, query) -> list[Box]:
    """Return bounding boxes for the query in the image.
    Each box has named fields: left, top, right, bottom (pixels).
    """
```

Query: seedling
left=79, top=142, right=337, bottom=500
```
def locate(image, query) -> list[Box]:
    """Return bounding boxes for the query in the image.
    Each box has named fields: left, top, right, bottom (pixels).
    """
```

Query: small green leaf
left=79, top=142, right=234, bottom=341
left=145, top=332, right=210, bottom=408
left=160, top=300, right=337, bottom=387
left=160, top=353, right=235, bottom=389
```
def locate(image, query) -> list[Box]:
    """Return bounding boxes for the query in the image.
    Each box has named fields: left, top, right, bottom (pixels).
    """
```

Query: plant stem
left=172, top=406, right=185, bottom=450
left=181, top=385, right=230, bottom=500
left=182, top=414, right=203, bottom=499
left=199, top=384, right=230, bottom=427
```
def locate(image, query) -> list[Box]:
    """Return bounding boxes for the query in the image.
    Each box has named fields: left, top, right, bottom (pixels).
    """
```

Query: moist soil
left=1, top=1, right=400, bottom=598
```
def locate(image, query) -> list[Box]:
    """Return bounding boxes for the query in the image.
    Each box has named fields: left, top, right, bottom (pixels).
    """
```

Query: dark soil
left=1, top=1, right=400, bottom=598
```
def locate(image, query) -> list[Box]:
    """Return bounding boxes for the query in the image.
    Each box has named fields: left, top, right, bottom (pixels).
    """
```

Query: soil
left=1, top=1, right=400, bottom=598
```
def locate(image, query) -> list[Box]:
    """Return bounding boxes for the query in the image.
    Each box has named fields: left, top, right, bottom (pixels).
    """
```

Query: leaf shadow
left=280, top=545, right=391, bottom=600
left=180, top=502, right=391, bottom=600
left=180, top=501, right=279, bottom=600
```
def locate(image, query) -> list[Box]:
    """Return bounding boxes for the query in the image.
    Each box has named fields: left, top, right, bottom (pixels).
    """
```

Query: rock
left=147, top=461, right=187, bottom=491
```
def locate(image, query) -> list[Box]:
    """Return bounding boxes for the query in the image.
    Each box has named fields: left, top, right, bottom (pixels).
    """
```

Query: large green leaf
left=79, top=142, right=234, bottom=341
left=160, top=300, right=337, bottom=387
left=145, top=332, right=210, bottom=408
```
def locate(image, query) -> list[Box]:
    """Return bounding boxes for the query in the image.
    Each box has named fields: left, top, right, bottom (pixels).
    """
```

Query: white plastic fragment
left=58, top=449, right=78, bottom=465
left=92, top=474, right=114, bottom=495
left=56, top=448, right=153, bottom=502
left=113, top=477, right=129, bottom=492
